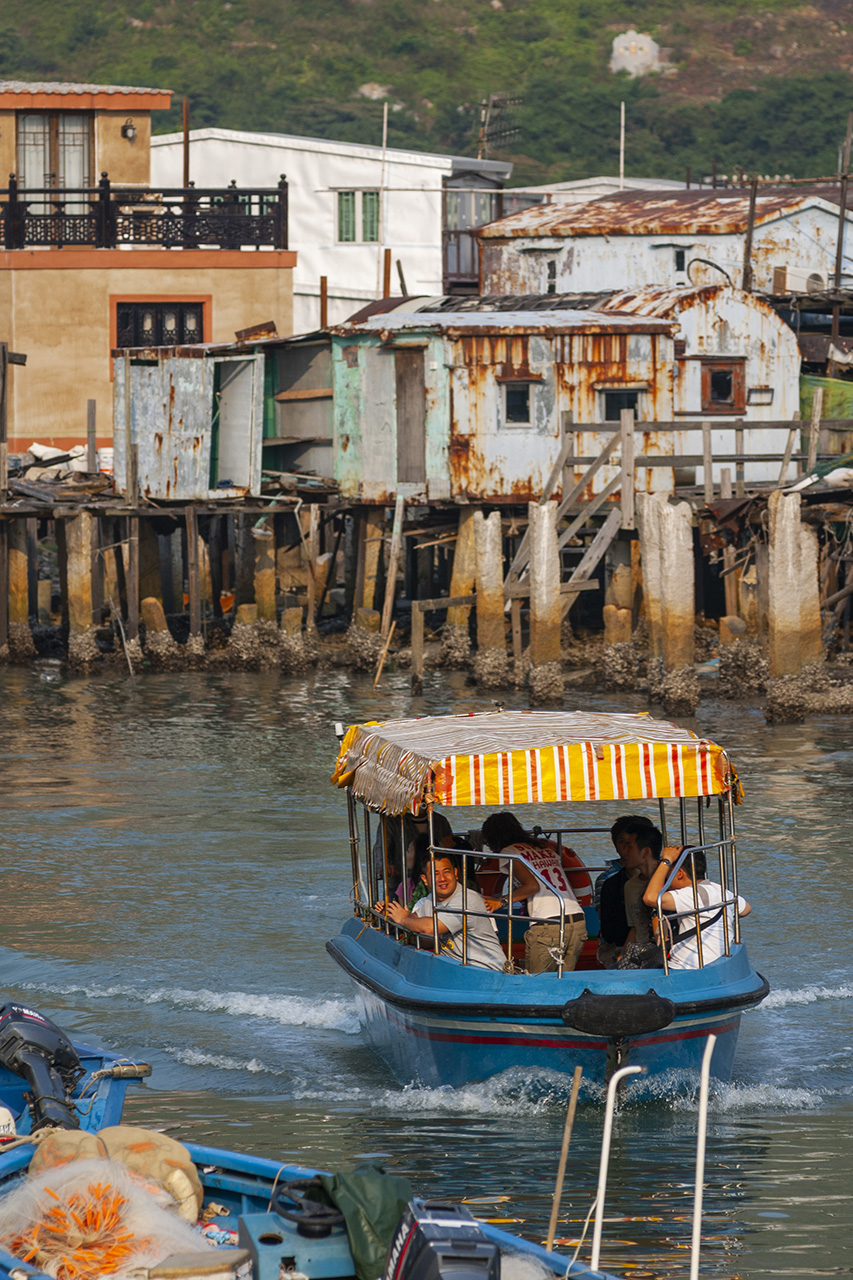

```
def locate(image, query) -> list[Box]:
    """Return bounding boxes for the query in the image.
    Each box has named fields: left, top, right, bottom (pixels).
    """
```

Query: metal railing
left=364, top=842, right=581, bottom=976
left=1, top=173, right=288, bottom=250
left=650, top=838, right=741, bottom=975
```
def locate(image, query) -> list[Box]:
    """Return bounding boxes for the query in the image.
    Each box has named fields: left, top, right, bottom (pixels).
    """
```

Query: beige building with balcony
left=0, top=81, right=295, bottom=452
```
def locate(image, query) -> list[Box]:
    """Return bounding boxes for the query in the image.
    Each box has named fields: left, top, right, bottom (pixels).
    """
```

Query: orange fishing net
left=6, top=1179, right=154, bottom=1280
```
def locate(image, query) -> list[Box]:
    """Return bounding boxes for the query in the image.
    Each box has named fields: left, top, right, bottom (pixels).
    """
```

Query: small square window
left=504, top=382, right=532, bottom=425
left=701, top=361, right=745, bottom=413
left=603, top=389, right=639, bottom=422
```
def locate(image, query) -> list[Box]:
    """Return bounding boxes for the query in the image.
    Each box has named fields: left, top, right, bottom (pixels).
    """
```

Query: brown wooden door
left=395, top=348, right=427, bottom=484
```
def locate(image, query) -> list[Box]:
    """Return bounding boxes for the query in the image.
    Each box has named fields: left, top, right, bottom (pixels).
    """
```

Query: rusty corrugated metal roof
left=478, top=190, right=827, bottom=238
left=334, top=309, right=676, bottom=336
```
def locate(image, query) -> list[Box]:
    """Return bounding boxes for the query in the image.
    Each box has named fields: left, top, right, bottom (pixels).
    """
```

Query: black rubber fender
left=561, top=988, right=675, bottom=1038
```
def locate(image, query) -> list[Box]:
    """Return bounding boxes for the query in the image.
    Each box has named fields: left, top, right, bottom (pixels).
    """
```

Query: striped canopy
left=332, top=710, right=739, bottom=815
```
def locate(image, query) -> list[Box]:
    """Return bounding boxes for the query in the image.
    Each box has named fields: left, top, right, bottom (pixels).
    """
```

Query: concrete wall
left=0, top=111, right=15, bottom=180
left=95, top=111, right=153, bottom=185
left=481, top=204, right=849, bottom=296
left=2, top=250, right=294, bottom=449
left=151, top=128, right=455, bottom=334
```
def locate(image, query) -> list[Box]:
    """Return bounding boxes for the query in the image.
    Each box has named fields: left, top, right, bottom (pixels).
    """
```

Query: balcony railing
left=1, top=173, right=289, bottom=250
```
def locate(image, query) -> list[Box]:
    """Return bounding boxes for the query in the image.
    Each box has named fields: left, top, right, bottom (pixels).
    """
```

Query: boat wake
left=761, top=982, right=853, bottom=1009
left=18, top=981, right=361, bottom=1034
left=167, top=1048, right=284, bottom=1075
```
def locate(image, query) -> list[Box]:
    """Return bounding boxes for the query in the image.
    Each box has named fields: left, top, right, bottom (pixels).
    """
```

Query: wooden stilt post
left=209, top=516, right=223, bottom=618
left=186, top=505, right=202, bottom=637
left=127, top=444, right=139, bottom=641
left=381, top=494, right=405, bottom=639
left=0, top=521, right=7, bottom=652
left=86, top=399, right=97, bottom=473
left=702, top=421, right=714, bottom=507
left=411, top=602, right=424, bottom=693
left=26, top=517, right=37, bottom=621
left=306, top=503, right=320, bottom=629
left=720, top=468, right=738, bottom=616
left=807, top=386, right=823, bottom=475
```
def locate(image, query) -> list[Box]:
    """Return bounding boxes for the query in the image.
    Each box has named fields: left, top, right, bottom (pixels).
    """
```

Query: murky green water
left=2, top=665, right=851, bottom=1279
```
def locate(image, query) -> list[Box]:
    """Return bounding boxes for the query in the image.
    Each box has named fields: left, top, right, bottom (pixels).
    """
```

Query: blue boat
left=327, top=710, right=769, bottom=1090
left=0, top=1131, right=625, bottom=1280
left=0, top=1001, right=151, bottom=1137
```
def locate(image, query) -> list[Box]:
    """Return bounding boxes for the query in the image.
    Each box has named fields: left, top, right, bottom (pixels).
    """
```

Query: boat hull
left=328, top=917, right=769, bottom=1090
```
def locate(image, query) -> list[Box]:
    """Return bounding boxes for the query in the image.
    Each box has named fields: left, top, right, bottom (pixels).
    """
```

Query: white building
left=150, top=127, right=514, bottom=333
left=478, top=188, right=853, bottom=296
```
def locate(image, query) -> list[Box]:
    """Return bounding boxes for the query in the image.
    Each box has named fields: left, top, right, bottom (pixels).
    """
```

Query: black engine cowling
left=385, top=1199, right=500, bottom=1280
left=0, top=1003, right=83, bottom=1131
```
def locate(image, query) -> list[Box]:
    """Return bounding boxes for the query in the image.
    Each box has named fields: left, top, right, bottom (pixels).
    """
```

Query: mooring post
left=125, top=443, right=139, bottom=640
left=185, top=505, right=202, bottom=638
left=7, top=518, right=34, bottom=660
left=411, top=602, right=424, bottom=694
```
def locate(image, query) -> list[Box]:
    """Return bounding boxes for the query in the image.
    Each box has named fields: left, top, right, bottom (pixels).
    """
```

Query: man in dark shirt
left=596, top=815, right=656, bottom=967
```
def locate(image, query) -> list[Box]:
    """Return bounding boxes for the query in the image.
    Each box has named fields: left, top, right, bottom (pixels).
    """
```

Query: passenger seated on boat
left=597, top=815, right=656, bottom=968
left=374, top=805, right=454, bottom=897
left=643, top=848, right=752, bottom=970
left=614, top=826, right=672, bottom=969
left=384, top=854, right=506, bottom=971
left=481, top=812, right=587, bottom=975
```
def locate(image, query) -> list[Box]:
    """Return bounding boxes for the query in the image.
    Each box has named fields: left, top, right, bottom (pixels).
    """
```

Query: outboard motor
left=0, top=1003, right=84, bottom=1131
left=386, top=1199, right=500, bottom=1280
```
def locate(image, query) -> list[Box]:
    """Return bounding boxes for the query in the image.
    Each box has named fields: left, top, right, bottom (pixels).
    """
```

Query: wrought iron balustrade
left=0, top=173, right=288, bottom=250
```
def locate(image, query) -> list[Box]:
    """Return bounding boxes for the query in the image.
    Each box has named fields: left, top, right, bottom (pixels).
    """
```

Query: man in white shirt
left=384, top=855, right=506, bottom=971
left=642, top=848, right=751, bottom=970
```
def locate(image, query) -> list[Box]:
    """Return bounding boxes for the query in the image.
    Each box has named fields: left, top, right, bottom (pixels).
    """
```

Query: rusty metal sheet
left=113, top=353, right=214, bottom=501
left=478, top=191, right=819, bottom=239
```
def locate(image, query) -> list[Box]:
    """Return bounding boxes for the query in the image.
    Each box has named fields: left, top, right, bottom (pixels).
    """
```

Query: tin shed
left=113, top=348, right=265, bottom=500
left=330, top=310, right=676, bottom=503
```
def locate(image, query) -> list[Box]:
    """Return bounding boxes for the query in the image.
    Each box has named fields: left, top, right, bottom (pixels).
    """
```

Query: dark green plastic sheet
left=318, top=1162, right=413, bottom=1280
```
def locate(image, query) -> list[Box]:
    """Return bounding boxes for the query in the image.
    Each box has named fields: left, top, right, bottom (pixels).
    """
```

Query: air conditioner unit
left=773, top=265, right=827, bottom=294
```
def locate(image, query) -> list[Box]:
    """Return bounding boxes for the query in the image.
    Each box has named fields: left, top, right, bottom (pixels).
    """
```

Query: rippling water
left=2, top=665, right=852, bottom=1280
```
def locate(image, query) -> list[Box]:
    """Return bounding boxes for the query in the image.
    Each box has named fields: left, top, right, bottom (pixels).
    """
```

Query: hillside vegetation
left=2, top=0, right=853, bottom=184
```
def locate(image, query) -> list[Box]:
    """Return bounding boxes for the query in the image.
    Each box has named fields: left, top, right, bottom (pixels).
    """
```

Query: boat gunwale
left=326, top=936, right=770, bottom=1021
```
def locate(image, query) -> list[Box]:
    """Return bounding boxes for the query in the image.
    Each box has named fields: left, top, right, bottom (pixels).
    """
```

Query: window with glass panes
left=362, top=190, right=379, bottom=242
left=337, top=191, right=356, bottom=242
left=337, top=190, right=380, bottom=241
left=17, top=112, right=92, bottom=190
left=115, top=302, right=204, bottom=349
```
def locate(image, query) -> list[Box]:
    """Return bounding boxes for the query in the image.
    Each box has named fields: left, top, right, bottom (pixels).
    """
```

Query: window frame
left=502, top=380, right=535, bottom=428
left=112, top=297, right=210, bottom=354
left=699, top=358, right=746, bottom=415
left=16, top=110, right=94, bottom=189
left=601, top=388, right=641, bottom=423
left=337, top=188, right=381, bottom=243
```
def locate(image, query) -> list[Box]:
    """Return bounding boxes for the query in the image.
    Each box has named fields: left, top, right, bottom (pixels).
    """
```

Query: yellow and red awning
left=331, top=710, right=739, bottom=815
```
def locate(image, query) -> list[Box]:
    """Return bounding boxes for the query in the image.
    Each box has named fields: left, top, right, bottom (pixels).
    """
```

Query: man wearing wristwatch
left=643, top=846, right=751, bottom=970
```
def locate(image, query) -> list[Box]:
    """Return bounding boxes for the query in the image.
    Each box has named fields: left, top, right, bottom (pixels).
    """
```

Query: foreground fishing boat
left=0, top=1002, right=150, bottom=1136
left=327, top=710, right=768, bottom=1089
left=0, top=1127, right=624, bottom=1280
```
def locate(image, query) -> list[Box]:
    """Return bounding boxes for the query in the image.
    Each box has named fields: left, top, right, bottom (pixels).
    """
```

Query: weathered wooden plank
left=380, top=494, right=405, bottom=638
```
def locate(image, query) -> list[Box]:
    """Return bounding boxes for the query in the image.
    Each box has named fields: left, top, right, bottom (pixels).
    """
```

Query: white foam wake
left=762, top=983, right=853, bottom=1010
left=18, top=981, right=360, bottom=1034
left=167, top=1047, right=282, bottom=1075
